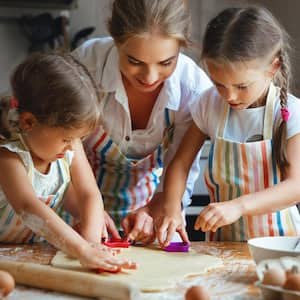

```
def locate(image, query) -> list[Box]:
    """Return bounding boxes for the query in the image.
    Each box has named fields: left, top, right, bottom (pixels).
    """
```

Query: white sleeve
left=156, top=72, right=212, bottom=207
left=190, top=87, right=218, bottom=138
left=72, top=37, right=114, bottom=85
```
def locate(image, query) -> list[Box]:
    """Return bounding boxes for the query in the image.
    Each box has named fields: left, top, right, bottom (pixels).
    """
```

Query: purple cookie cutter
left=163, top=242, right=190, bottom=252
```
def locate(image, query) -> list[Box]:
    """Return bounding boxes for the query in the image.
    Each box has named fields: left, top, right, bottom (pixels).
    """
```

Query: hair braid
left=65, top=54, right=101, bottom=103
left=0, top=96, right=12, bottom=139
left=273, top=50, right=290, bottom=177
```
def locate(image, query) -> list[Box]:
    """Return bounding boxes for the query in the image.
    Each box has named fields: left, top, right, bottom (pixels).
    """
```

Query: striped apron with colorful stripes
left=83, top=108, right=174, bottom=228
left=204, top=83, right=300, bottom=241
left=0, top=138, right=71, bottom=243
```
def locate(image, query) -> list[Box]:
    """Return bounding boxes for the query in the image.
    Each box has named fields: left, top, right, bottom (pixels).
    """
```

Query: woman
left=70, top=0, right=212, bottom=243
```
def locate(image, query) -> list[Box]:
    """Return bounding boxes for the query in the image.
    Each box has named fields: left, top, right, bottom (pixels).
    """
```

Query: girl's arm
left=156, top=122, right=207, bottom=247
left=0, top=148, right=135, bottom=271
left=196, top=133, right=300, bottom=232
left=68, top=140, right=106, bottom=243
left=64, top=140, right=121, bottom=242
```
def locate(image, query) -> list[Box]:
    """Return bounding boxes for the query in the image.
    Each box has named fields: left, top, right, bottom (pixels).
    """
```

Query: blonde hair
left=107, top=0, right=191, bottom=47
left=201, top=6, right=292, bottom=175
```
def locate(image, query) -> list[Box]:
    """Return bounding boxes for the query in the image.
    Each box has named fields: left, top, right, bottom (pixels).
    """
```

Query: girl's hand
left=80, top=209, right=108, bottom=244
left=194, top=200, right=243, bottom=232
left=104, top=210, right=121, bottom=241
left=78, top=243, right=137, bottom=271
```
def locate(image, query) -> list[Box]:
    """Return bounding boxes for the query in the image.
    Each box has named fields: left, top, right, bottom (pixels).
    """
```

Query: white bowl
left=248, top=236, right=300, bottom=264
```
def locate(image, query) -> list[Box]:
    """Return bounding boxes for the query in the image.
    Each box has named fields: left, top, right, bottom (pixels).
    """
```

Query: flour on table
left=51, top=245, right=222, bottom=292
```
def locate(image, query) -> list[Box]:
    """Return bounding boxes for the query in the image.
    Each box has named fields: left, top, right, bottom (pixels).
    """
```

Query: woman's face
left=117, top=33, right=180, bottom=93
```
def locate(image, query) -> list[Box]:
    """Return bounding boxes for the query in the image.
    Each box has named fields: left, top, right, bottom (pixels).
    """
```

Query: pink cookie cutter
left=103, top=238, right=130, bottom=248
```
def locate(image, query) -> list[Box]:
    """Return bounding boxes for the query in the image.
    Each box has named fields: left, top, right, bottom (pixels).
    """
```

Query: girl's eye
left=215, top=83, right=225, bottom=89
left=63, top=139, right=72, bottom=144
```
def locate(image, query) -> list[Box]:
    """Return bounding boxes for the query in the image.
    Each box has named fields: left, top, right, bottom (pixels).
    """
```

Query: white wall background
left=0, top=0, right=299, bottom=95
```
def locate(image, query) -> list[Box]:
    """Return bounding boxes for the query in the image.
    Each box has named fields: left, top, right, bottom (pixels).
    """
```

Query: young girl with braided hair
left=0, top=53, right=136, bottom=271
left=156, top=6, right=300, bottom=244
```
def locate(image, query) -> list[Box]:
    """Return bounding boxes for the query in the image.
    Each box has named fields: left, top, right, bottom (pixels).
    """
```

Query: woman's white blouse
left=73, top=37, right=212, bottom=206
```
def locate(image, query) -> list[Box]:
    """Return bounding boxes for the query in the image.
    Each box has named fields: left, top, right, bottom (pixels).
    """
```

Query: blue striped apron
left=83, top=108, right=174, bottom=228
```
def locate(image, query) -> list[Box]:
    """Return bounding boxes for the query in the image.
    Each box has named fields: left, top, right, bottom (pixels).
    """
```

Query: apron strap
left=217, top=82, right=278, bottom=139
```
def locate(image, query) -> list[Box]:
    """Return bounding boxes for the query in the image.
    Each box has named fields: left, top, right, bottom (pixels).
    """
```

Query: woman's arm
left=195, top=133, right=300, bottom=232
left=0, top=148, right=134, bottom=270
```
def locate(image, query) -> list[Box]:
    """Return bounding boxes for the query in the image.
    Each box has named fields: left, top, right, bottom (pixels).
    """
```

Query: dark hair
left=201, top=6, right=291, bottom=175
left=0, top=53, right=100, bottom=139
left=107, top=0, right=191, bottom=47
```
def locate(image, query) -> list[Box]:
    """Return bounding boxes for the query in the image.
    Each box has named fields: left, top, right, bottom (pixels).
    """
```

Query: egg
left=185, top=285, right=210, bottom=300
left=283, top=265, right=300, bottom=291
left=0, top=270, right=15, bottom=297
left=261, top=264, right=286, bottom=286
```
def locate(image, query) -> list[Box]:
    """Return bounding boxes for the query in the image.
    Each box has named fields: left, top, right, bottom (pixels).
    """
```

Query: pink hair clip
left=10, top=97, right=19, bottom=109
left=281, top=107, right=290, bottom=122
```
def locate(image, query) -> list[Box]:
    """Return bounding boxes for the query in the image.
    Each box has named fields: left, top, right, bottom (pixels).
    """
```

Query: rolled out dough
left=51, top=245, right=222, bottom=292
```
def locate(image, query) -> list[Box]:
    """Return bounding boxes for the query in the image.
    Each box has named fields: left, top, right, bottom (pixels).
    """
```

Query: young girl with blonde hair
left=0, top=53, right=136, bottom=271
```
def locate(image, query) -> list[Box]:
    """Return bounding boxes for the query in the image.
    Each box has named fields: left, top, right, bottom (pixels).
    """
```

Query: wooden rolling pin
left=0, top=260, right=140, bottom=300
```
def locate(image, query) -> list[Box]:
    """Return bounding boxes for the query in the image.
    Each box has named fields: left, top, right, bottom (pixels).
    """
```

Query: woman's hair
left=107, top=0, right=191, bottom=47
left=0, top=53, right=101, bottom=139
left=201, top=6, right=292, bottom=175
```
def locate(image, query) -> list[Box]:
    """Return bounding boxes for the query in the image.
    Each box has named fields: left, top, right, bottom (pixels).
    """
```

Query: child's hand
left=104, top=210, right=122, bottom=241
left=78, top=243, right=137, bottom=271
left=194, top=200, right=243, bottom=232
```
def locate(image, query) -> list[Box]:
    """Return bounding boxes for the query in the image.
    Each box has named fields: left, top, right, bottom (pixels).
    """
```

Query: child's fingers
left=101, top=225, right=109, bottom=241
left=104, top=257, right=137, bottom=270
left=194, top=209, right=215, bottom=231
left=202, top=215, right=221, bottom=232
left=105, top=211, right=121, bottom=240
left=90, top=242, right=116, bottom=254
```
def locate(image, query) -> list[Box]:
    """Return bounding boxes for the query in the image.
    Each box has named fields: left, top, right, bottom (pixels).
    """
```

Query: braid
left=65, top=54, right=101, bottom=104
left=0, top=96, right=20, bottom=140
left=279, top=51, right=289, bottom=107
left=273, top=50, right=290, bottom=177
left=0, top=96, right=11, bottom=139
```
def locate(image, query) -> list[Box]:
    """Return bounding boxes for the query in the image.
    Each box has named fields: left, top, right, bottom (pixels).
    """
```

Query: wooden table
left=0, top=242, right=262, bottom=300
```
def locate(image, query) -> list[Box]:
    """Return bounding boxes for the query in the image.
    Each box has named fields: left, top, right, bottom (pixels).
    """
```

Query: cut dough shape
left=51, top=245, right=222, bottom=292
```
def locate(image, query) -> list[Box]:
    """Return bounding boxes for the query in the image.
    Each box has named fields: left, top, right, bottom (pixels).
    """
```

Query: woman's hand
left=194, top=200, right=243, bottom=232
left=154, top=209, right=189, bottom=248
left=121, top=206, right=155, bottom=244
left=150, top=193, right=189, bottom=248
